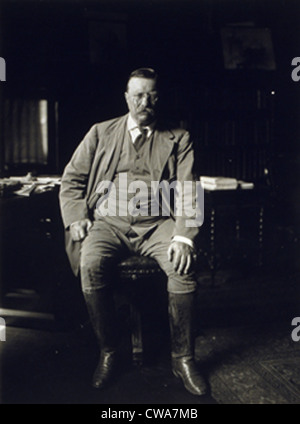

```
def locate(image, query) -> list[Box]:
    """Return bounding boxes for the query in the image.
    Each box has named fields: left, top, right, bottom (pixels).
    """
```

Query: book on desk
left=200, top=176, right=254, bottom=191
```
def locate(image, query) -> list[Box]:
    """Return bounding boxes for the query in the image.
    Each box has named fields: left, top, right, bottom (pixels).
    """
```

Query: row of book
left=169, top=87, right=274, bottom=113
left=192, top=88, right=274, bottom=112
left=192, top=118, right=272, bottom=147
left=198, top=147, right=268, bottom=182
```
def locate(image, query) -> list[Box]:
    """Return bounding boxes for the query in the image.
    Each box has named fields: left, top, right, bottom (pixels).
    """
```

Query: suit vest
left=94, top=129, right=167, bottom=236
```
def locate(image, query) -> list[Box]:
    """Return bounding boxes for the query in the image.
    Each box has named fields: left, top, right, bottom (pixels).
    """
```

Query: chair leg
left=130, top=303, right=143, bottom=366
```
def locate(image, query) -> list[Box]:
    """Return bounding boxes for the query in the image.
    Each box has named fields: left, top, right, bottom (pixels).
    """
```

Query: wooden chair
left=117, top=255, right=164, bottom=366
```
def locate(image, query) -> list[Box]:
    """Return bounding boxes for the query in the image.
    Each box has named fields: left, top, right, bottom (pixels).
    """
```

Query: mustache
left=137, top=107, right=155, bottom=114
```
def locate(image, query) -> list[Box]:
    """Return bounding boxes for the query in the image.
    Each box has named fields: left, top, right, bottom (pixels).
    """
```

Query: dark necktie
left=134, top=127, right=148, bottom=151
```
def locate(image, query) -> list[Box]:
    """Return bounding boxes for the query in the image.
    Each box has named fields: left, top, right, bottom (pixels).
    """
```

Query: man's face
left=125, top=77, right=158, bottom=126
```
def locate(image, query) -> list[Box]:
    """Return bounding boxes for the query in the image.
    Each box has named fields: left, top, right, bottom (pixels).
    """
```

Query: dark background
left=1, top=2, right=300, bottom=405
left=0, top=0, right=299, bottom=307
left=1, top=0, right=299, bottom=210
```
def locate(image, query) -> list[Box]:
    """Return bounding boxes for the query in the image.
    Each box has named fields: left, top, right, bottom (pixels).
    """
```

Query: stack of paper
left=9, top=175, right=61, bottom=186
left=200, top=176, right=238, bottom=190
left=4, top=174, right=61, bottom=197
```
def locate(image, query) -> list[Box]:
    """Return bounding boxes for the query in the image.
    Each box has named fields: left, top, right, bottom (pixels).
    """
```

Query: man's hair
left=126, top=68, right=158, bottom=91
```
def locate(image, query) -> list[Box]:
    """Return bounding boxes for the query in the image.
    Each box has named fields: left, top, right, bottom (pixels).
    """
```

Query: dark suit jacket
left=59, top=114, right=201, bottom=275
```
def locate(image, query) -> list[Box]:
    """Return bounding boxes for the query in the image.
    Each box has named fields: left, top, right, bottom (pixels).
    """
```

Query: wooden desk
left=0, top=188, right=63, bottom=312
left=198, top=188, right=269, bottom=285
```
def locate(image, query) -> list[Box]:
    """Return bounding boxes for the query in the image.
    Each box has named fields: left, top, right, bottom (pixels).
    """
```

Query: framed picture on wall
left=221, top=26, right=276, bottom=70
left=86, top=11, right=128, bottom=66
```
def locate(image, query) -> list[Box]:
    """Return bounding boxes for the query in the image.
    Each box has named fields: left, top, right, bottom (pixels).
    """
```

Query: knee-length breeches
left=80, top=219, right=197, bottom=294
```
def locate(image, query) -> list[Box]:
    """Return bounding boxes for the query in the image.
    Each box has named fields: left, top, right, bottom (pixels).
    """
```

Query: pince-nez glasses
left=131, top=92, right=159, bottom=105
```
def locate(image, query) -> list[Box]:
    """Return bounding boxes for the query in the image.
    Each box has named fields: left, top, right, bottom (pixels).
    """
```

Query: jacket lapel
left=102, top=116, right=176, bottom=183
left=89, top=116, right=176, bottom=205
left=87, top=115, right=127, bottom=207
left=102, top=115, right=128, bottom=179
left=150, top=128, right=175, bottom=182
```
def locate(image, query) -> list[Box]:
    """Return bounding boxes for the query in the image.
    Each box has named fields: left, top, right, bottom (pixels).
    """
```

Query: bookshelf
left=167, top=83, right=275, bottom=277
left=170, top=84, right=275, bottom=185
left=194, top=86, right=274, bottom=183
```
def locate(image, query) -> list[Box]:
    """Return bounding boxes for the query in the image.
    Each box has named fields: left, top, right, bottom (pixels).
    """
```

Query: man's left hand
left=167, top=241, right=195, bottom=275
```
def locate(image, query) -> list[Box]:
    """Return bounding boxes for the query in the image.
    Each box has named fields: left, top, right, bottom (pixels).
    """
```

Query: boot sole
left=172, top=369, right=208, bottom=396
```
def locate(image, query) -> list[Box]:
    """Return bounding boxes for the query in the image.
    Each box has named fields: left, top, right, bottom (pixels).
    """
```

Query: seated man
left=59, top=68, right=207, bottom=396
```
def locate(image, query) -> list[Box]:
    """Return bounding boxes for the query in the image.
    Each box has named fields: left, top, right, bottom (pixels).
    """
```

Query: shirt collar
left=127, top=114, right=155, bottom=143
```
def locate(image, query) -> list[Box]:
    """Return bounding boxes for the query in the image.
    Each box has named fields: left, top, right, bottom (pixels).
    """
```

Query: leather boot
left=83, top=288, right=118, bottom=389
left=168, top=292, right=208, bottom=396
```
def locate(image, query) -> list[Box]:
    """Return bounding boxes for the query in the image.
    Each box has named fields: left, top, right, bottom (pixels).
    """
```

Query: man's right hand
left=70, top=219, right=93, bottom=242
